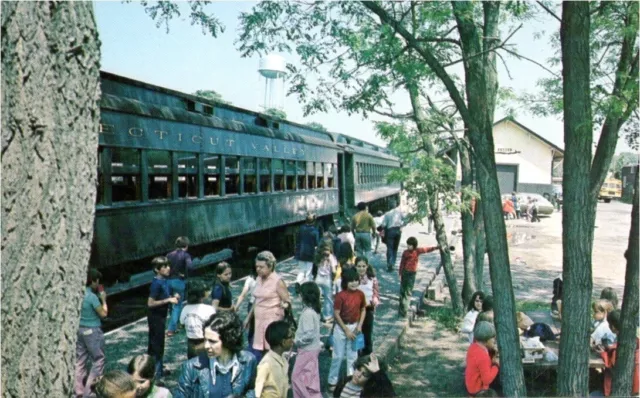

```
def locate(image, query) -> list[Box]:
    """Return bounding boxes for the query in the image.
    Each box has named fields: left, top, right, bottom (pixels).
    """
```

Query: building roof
left=494, top=116, right=564, bottom=155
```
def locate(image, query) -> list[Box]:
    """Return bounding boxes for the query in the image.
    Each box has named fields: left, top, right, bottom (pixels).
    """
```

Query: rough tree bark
left=430, top=195, right=462, bottom=314
left=453, top=2, right=526, bottom=395
left=611, top=167, right=639, bottom=396
left=1, top=2, right=101, bottom=396
left=407, top=83, right=462, bottom=314
left=557, top=2, right=594, bottom=395
left=473, top=195, right=486, bottom=289
left=363, top=2, right=525, bottom=393
left=459, top=144, right=477, bottom=305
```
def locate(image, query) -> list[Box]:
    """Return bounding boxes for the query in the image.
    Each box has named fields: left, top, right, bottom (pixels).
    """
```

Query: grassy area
left=424, top=306, right=462, bottom=333
left=516, top=300, right=549, bottom=312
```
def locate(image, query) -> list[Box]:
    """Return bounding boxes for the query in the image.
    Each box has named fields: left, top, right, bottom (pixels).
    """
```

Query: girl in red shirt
left=465, top=321, right=500, bottom=396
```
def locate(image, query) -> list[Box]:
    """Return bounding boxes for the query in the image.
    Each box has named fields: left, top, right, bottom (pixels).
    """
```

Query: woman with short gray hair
left=465, top=321, right=500, bottom=396
left=245, top=250, right=291, bottom=363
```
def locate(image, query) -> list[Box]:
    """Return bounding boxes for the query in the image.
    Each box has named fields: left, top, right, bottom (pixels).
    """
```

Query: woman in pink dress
left=246, top=250, right=291, bottom=362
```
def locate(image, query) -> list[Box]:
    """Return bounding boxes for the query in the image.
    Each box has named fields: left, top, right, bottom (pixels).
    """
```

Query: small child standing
left=179, top=280, right=215, bottom=359
left=398, top=237, right=438, bottom=318
left=210, top=262, right=234, bottom=312
left=255, top=321, right=295, bottom=398
left=328, top=268, right=366, bottom=390
left=291, top=282, right=323, bottom=398
left=147, top=257, right=179, bottom=380
left=355, top=257, right=380, bottom=356
left=591, top=300, right=615, bottom=346
left=594, top=309, right=640, bottom=397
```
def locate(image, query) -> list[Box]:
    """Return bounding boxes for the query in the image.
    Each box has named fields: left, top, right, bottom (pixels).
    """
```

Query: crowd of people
left=75, top=200, right=444, bottom=398
left=459, top=283, right=639, bottom=397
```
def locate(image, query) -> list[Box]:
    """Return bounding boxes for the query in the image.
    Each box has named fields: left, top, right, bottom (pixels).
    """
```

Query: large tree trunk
left=473, top=195, right=486, bottom=289
left=611, top=166, right=639, bottom=396
left=1, top=2, right=101, bottom=396
left=430, top=195, right=463, bottom=315
left=460, top=144, right=477, bottom=305
left=452, top=2, right=526, bottom=396
left=557, top=3, right=595, bottom=395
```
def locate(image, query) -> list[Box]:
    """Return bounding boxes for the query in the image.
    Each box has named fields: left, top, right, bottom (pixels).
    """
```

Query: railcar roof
left=100, top=71, right=397, bottom=158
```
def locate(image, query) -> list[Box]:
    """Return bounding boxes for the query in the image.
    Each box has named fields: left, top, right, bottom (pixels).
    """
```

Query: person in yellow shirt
left=351, top=202, right=377, bottom=259
left=255, top=321, right=294, bottom=398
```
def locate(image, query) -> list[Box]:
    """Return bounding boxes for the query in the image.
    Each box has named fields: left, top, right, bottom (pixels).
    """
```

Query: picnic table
left=522, top=311, right=605, bottom=370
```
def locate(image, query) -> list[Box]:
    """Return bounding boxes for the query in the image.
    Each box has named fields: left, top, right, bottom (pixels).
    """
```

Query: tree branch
left=441, top=23, right=522, bottom=68
left=371, top=109, right=414, bottom=119
left=416, top=37, right=461, bottom=46
left=496, top=51, right=513, bottom=80
left=536, top=1, right=562, bottom=23
left=501, top=47, right=560, bottom=77
left=361, top=0, right=471, bottom=123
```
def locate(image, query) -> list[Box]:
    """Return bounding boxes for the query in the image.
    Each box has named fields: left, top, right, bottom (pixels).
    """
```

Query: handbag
left=352, top=332, right=365, bottom=351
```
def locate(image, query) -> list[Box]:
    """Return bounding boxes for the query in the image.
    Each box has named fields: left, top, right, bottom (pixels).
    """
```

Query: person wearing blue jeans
left=166, top=236, right=193, bottom=336
left=381, top=200, right=405, bottom=272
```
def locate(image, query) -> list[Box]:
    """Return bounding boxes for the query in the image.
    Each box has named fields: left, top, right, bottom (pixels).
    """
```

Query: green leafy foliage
left=192, top=89, right=230, bottom=104
left=135, top=1, right=225, bottom=37
left=305, top=122, right=328, bottom=132
left=264, top=108, right=287, bottom=120
left=425, top=305, right=462, bottom=333
left=610, top=152, right=640, bottom=178
left=522, top=1, right=639, bottom=148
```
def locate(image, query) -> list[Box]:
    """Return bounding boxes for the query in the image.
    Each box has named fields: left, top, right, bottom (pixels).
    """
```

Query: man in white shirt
left=380, top=200, right=405, bottom=272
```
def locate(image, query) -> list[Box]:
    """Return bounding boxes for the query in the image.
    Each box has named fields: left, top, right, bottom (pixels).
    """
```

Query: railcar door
left=338, top=153, right=346, bottom=215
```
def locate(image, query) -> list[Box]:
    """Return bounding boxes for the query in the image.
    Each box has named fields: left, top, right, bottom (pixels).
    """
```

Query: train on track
left=92, top=72, right=402, bottom=286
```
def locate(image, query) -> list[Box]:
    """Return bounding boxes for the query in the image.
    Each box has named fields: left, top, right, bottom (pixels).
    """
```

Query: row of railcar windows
left=356, top=162, right=395, bottom=185
left=97, top=147, right=337, bottom=205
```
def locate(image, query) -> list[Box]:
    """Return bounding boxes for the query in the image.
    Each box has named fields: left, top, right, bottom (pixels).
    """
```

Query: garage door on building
left=496, top=164, right=518, bottom=194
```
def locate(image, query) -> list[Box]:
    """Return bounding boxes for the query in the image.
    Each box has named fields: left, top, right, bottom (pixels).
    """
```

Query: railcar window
left=204, top=156, right=220, bottom=197
left=225, top=157, right=239, bottom=195
left=297, top=161, right=306, bottom=189
left=243, top=158, right=257, bottom=194
left=357, top=163, right=363, bottom=185
left=326, top=163, right=335, bottom=188
left=259, top=159, right=271, bottom=193
left=286, top=160, right=296, bottom=190
left=111, top=148, right=141, bottom=202
left=178, top=153, right=198, bottom=199
left=147, top=150, right=172, bottom=200
left=307, top=161, right=316, bottom=189
left=203, top=105, right=213, bottom=115
left=316, top=163, right=324, bottom=189
left=96, top=148, right=104, bottom=205
left=273, top=159, right=285, bottom=192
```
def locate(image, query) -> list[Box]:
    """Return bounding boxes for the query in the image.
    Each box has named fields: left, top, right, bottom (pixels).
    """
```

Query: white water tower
left=258, top=54, right=287, bottom=111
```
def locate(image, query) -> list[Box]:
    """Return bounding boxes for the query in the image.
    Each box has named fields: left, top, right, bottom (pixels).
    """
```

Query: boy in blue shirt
left=147, top=256, right=179, bottom=380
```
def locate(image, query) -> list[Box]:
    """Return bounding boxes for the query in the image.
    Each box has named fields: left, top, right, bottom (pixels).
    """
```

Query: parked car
left=502, top=193, right=555, bottom=216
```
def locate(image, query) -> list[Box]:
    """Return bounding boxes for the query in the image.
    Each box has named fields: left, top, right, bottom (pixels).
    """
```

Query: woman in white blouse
left=461, top=291, right=485, bottom=343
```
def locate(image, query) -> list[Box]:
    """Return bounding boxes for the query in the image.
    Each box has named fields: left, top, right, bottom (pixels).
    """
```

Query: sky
left=94, top=1, right=634, bottom=153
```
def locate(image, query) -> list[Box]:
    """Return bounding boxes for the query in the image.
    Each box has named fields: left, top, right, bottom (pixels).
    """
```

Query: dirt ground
left=387, top=202, right=632, bottom=397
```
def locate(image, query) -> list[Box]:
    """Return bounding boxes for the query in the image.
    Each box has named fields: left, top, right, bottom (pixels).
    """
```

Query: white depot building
left=457, top=117, right=564, bottom=195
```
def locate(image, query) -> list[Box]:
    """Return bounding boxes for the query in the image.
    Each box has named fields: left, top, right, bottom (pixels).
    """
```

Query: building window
left=225, top=157, right=239, bottom=195
left=307, top=161, right=316, bottom=189
left=111, top=148, right=141, bottom=203
left=286, top=160, right=296, bottom=190
left=316, top=162, right=324, bottom=188
left=273, top=159, right=285, bottom=192
left=326, top=163, right=335, bottom=188
left=147, top=150, right=171, bottom=200
left=178, top=152, right=198, bottom=199
left=204, top=155, right=220, bottom=197
left=96, top=148, right=104, bottom=205
left=259, top=158, right=271, bottom=193
left=297, top=161, right=307, bottom=189
left=243, top=158, right=257, bottom=194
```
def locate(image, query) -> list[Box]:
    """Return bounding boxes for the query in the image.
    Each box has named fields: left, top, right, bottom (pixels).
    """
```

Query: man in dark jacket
left=166, top=236, right=193, bottom=337
left=295, top=214, right=320, bottom=293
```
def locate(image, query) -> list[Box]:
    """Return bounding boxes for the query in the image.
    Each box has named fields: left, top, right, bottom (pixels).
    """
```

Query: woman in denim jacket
left=174, top=312, right=257, bottom=398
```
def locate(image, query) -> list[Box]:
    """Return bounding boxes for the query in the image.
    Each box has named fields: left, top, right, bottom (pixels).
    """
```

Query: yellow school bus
left=599, top=178, right=622, bottom=203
